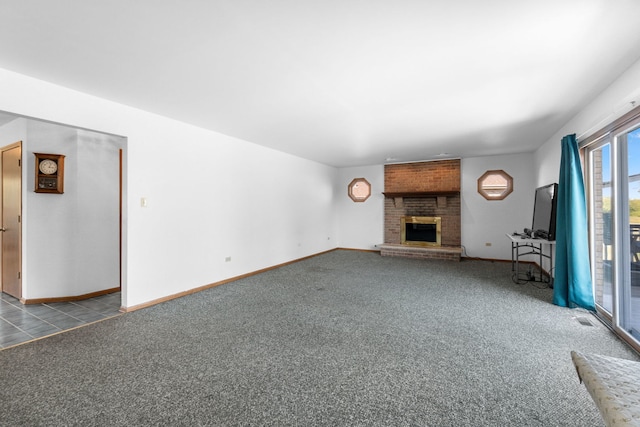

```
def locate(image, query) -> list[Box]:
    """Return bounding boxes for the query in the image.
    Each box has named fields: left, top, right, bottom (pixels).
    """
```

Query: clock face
left=39, top=159, right=58, bottom=175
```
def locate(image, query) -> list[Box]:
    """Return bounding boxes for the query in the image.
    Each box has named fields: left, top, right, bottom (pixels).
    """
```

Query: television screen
left=532, top=183, right=558, bottom=240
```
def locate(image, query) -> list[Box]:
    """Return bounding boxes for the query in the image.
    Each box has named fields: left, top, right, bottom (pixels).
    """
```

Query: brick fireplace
left=379, top=160, right=462, bottom=261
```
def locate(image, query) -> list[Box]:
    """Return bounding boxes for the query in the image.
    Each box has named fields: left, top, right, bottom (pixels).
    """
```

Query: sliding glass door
left=587, top=121, right=640, bottom=349
left=621, top=127, right=640, bottom=340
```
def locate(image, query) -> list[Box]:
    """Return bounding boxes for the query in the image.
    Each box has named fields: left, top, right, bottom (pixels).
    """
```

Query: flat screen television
left=532, top=183, right=558, bottom=240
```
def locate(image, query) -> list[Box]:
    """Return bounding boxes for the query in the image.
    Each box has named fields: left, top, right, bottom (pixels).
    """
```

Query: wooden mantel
left=382, top=191, right=460, bottom=209
left=382, top=191, right=459, bottom=198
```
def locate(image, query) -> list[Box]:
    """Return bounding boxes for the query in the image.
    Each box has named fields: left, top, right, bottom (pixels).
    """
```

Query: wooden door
left=2, top=143, right=22, bottom=298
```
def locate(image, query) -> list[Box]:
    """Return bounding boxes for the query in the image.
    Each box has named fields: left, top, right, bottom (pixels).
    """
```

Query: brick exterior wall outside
left=592, top=149, right=605, bottom=306
left=384, top=160, right=461, bottom=248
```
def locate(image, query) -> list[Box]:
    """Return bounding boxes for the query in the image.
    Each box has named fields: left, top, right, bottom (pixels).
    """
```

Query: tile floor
left=0, top=291, right=122, bottom=349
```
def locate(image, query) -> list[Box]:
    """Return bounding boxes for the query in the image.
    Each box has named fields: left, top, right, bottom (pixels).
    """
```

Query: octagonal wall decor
left=477, top=170, right=513, bottom=200
left=348, top=178, right=371, bottom=202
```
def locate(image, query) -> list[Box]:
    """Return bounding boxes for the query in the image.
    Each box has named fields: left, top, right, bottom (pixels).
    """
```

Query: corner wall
left=337, top=156, right=536, bottom=260
left=335, top=165, right=384, bottom=250
left=0, top=120, right=124, bottom=300
left=461, top=153, right=535, bottom=260
left=535, top=57, right=640, bottom=185
left=0, top=68, right=338, bottom=308
left=26, top=122, right=85, bottom=298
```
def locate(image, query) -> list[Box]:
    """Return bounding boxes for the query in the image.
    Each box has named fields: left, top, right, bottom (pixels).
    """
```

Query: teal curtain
left=553, top=134, right=595, bottom=310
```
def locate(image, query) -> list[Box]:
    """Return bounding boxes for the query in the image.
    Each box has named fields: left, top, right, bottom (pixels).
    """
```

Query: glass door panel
left=590, top=142, right=613, bottom=314
left=621, top=127, right=640, bottom=339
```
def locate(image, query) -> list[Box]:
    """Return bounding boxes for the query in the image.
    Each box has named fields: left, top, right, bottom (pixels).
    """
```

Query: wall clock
left=34, top=153, right=65, bottom=194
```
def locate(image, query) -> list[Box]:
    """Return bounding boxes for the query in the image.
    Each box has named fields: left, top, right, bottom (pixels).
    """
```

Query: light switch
left=141, top=197, right=147, bottom=207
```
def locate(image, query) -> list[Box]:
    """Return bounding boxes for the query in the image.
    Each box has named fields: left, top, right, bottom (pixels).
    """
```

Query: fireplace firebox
left=401, top=216, right=441, bottom=247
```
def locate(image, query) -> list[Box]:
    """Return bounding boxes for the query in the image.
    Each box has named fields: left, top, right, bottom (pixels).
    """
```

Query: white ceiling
left=1, top=0, right=640, bottom=167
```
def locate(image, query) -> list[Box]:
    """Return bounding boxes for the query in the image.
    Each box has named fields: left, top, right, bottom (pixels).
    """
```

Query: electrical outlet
left=225, top=256, right=231, bottom=262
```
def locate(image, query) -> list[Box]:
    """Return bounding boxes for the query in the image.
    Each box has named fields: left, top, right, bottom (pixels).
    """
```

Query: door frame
left=582, top=105, right=640, bottom=353
left=1, top=140, right=22, bottom=299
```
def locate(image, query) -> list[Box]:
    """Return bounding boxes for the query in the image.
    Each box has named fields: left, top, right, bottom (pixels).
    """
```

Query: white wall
left=462, top=58, right=640, bottom=264
left=335, top=165, right=384, bottom=250
left=336, top=158, right=538, bottom=260
left=5, top=55, right=639, bottom=307
left=535, top=57, right=640, bottom=185
left=0, top=68, right=338, bottom=308
left=74, top=130, right=121, bottom=294
left=0, top=117, right=26, bottom=143
left=526, top=58, right=640, bottom=277
left=17, top=121, right=123, bottom=299
left=336, top=158, right=539, bottom=259
left=461, top=153, right=535, bottom=260
left=25, top=121, right=77, bottom=298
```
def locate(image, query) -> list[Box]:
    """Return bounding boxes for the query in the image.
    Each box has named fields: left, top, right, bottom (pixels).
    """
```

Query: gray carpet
left=1, top=250, right=637, bottom=426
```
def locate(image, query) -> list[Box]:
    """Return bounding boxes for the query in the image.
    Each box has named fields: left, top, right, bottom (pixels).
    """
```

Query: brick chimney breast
left=383, top=160, right=461, bottom=250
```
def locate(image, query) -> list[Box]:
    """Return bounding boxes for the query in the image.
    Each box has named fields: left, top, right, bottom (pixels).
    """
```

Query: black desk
left=506, top=233, right=556, bottom=286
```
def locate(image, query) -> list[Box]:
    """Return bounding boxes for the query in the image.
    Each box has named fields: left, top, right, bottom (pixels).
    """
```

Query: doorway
left=0, top=116, right=125, bottom=308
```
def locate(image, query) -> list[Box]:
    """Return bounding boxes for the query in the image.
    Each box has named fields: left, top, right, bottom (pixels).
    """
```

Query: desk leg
left=539, top=243, right=543, bottom=282
left=549, top=246, right=554, bottom=287
left=515, top=243, right=519, bottom=278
